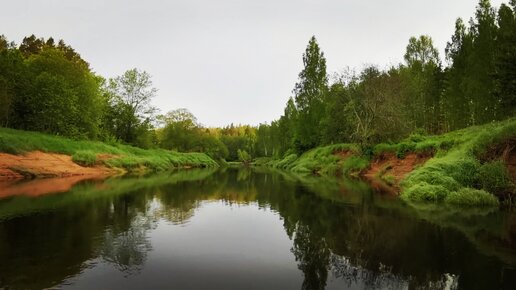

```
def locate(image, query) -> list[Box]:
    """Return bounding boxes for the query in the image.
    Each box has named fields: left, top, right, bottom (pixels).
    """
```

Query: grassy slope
left=259, top=118, right=516, bottom=206
left=0, top=127, right=218, bottom=171
left=256, top=143, right=369, bottom=175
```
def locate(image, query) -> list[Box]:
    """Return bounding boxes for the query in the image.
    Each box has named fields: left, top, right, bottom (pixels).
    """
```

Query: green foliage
left=401, top=118, right=516, bottom=206
left=478, top=160, right=514, bottom=194
left=103, top=68, right=157, bottom=147
left=237, top=149, right=252, bottom=164
left=292, top=36, right=327, bottom=151
left=270, top=153, right=298, bottom=169
left=263, top=144, right=364, bottom=175
left=444, top=188, right=500, bottom=207
left=0, top=127, right=218, bottom=171
left=0, top=39, right=103, bottom=139
left=402, top=182, right=450, bottom=202
left=341, top=156, right=369, bottom=175
left=71, top=150, right=97, bottom=166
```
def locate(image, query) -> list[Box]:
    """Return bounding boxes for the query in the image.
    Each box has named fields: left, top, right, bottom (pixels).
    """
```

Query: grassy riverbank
left=0, top=127, right=218, bottom=173
left=257, top=118, right=516, bottom=207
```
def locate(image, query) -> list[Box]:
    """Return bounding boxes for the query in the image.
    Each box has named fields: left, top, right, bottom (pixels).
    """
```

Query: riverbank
left=0, top=127, right=218, bottom=181
left=256, top=118, right=516, bottom=207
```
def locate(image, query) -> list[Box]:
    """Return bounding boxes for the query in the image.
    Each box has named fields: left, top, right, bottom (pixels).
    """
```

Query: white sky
left=1, top=0, right=506, bottom=127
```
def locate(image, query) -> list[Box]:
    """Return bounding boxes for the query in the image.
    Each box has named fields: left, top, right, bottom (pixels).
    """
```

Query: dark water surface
left=0, top=168, right=515, bottom=290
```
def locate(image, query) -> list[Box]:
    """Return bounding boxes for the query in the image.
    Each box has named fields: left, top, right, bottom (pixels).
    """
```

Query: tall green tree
left=444, top=18, right=473, bottom=130
left=16, top=48, right=102, bottom=138
left=402, top=35, right=443, bottom=133
left=467, top=0, right=498, bottom=124
left=293, top=36, right=328, bottom=151
left=494, top=2, right=516, bottom=117
left=105, top=68, right=157, bottom=146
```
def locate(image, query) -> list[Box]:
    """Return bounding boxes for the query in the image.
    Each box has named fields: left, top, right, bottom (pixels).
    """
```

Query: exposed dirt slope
left=0, top=151, right=115, bottom=180
left=364, top=153, right=431, bottom=185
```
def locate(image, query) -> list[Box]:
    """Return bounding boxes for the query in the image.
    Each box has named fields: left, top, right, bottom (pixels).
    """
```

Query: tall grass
left=400, top=118, right=516, bottom=206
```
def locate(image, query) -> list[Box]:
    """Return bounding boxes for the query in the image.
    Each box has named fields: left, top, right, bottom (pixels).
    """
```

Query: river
left=0, top=168, right=514, bottom=289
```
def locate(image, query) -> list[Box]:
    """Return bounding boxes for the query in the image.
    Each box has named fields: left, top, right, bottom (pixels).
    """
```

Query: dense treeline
left=255, top=0, right=516, bottom=158
left=0, top=0, right=515, bottom=162
left=0, top=35, right=258, bottom=161
left=0, top=35, right=232, bottom=158
left=0, top=35, right=158, bottom=147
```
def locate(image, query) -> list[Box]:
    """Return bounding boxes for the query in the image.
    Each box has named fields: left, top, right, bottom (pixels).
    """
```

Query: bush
left=444, top=188, right=499, bottom=207
left=401, top=182, right=450, bottom=202
left=72, top=150, right=97, bottom=166
left=402, top=168, right=462, bottom=192
left=237, top=149, right=252, bottom=164
left=478, top=160, right=514, bottom=195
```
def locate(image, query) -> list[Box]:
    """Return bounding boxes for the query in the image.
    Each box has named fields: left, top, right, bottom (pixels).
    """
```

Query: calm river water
left=0, top=168, right=515, bottom=290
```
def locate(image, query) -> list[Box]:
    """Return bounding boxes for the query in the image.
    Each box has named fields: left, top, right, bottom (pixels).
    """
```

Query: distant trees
left=158, top=108, right=228, bottom=160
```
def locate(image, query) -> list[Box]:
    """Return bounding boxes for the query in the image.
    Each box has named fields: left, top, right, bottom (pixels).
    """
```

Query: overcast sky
left=1, top=0, right=506, bottom=127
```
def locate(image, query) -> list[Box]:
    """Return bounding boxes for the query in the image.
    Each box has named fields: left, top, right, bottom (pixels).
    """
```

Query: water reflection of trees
left=242, top=169, right=515, bottom=289
left=290, top=223, right=330, bottom=290
left=96, top=188, right=156, bottom=275
left=0, top=168, right=515, bottom=289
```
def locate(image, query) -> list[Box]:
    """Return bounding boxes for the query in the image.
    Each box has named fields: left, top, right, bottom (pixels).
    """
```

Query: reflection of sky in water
left=0, top=169, right=514, bottom=290
left=63, top=202, right=303, bottom=290
left=63, top=200, right=463, bottom=290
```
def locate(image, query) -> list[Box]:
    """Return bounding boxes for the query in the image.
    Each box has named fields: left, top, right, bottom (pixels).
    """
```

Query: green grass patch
left=0, top=127, right=218, bottom=171
left=478, top=160, right=514, bottom=195
left=400, top=118, right=516, bottom=206
left=444, top=188, right=500, bottom=207
left=402, top=182, right=450, bottom=202
left=71, top=150, right=97, bottom=166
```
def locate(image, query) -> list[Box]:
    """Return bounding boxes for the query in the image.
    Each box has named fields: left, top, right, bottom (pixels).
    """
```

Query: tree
left=444, top=18, right=474, bottom=130
left=293, top=36, right=328, bottom=151
left=105, top=68, right=157, bottom=146
left=13, top=48, right=102, bottom=138
left=402, top=35, right=443, bottom=132
left=0, top=36, right=24, bottom=127
left=404, top=36, right=440, bottom=67
left=159, top=108, right=200, bottom=151
left=320, top=81, right=353, bottom=144
left=467, top=0, right=498, bottom=124
left=347, top=66, right=411, bottom=144
left=494, top=3, right=516, bottom=117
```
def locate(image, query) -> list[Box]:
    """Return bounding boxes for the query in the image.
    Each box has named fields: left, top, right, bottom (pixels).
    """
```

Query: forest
left=0, top=0, right=515, bottom=163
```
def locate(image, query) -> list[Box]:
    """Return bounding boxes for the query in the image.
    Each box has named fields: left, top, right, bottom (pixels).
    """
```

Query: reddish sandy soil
left=0, top=151, right=115, bottom=180
left=0, top=151, right=118, bottom=197
left=363, top=153, right=431, bottom=186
